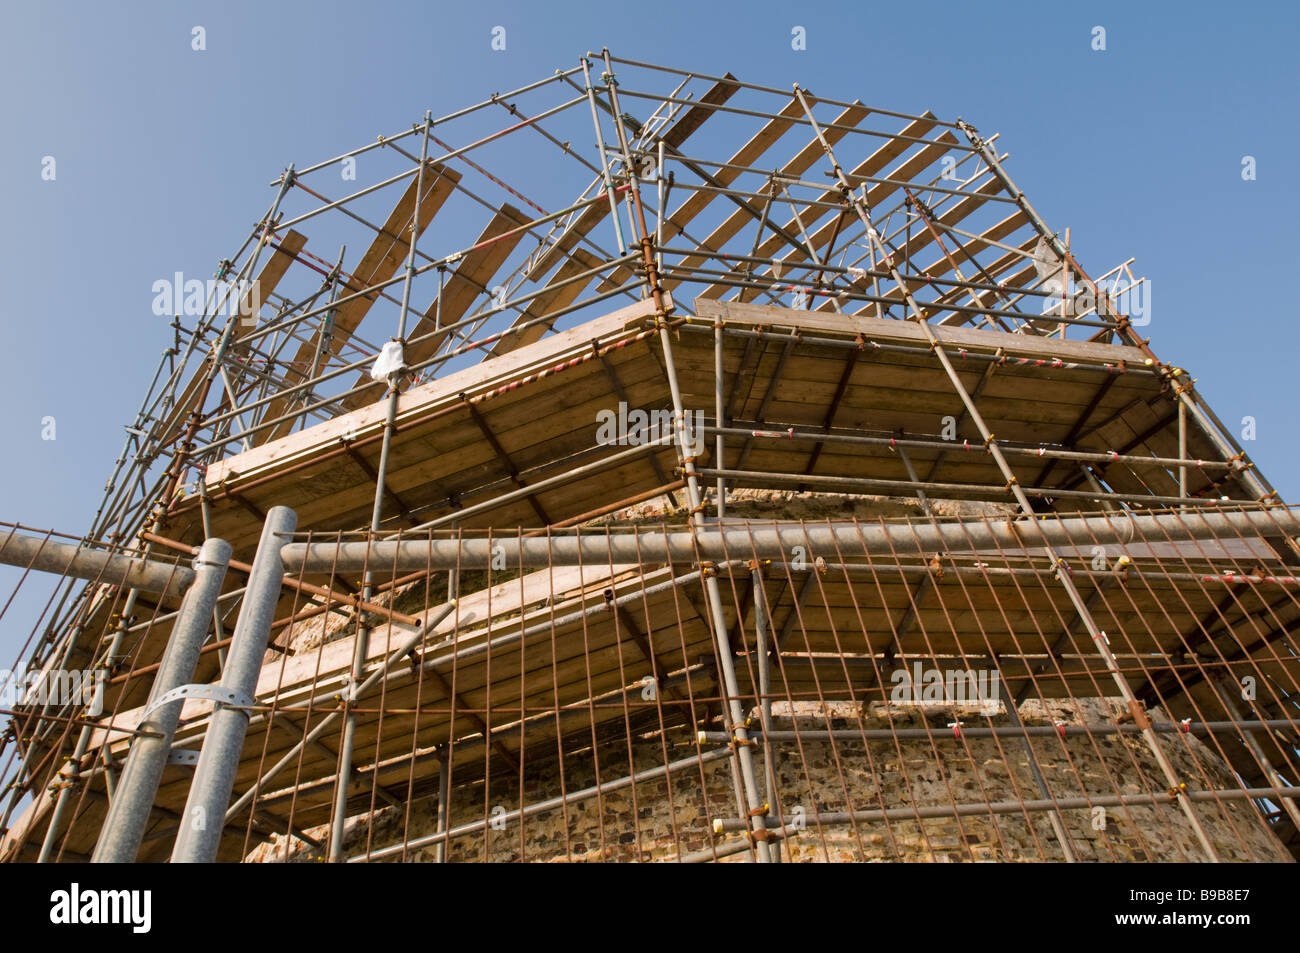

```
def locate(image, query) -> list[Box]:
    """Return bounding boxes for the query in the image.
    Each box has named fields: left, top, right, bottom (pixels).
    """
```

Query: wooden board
left=255, top=163, right=462, bottom=443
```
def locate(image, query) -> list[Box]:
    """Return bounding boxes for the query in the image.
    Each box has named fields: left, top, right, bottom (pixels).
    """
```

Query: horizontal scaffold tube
left=282, top=507, right=1300, bottom=573
left=0, top=528, right=193, bottom=597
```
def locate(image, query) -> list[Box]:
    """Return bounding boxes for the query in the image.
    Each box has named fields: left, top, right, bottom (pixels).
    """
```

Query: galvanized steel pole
left=282, top=506, right=1300, bottom=573
left=172, top=507, right=295, bottom=863
left=93, top=538, right=232, bottom=862
left=0, top=528, right=193, bottom=596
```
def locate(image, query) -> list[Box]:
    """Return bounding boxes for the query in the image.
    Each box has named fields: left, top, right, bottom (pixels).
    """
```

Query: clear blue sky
left=1, top=0, right=1297, bottom=650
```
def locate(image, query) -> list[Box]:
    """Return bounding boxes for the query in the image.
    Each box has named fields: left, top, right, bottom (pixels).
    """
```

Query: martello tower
left=2, top=52, right=1297, bottom=864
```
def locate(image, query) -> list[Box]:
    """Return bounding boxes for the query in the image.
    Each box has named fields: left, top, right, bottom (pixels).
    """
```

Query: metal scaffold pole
left=327, top=113, right=433, bottom=863
left=93, top=538, right=232, bottom=863
left=596, top=47, right=773, bottom=861
left=172, top=507, right=296, bottom=863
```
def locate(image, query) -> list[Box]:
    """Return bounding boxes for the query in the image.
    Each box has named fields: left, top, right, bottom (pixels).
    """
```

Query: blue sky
left=0, top=0, right=1297, bottom=652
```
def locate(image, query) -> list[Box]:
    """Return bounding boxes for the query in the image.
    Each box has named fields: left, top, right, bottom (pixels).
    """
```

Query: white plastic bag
left=370, top=341, right=406, bottom=382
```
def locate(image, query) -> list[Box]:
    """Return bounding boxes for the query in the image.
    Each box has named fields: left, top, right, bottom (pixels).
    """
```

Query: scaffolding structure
left=1, top=50, right=1298, bottom=863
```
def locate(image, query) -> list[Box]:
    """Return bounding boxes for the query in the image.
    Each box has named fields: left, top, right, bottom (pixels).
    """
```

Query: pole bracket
left=141, top=683, right=255, bottom=721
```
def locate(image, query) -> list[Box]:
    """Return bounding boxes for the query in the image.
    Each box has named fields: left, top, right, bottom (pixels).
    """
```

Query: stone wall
left=250, top=697, right=1289, bottom=863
